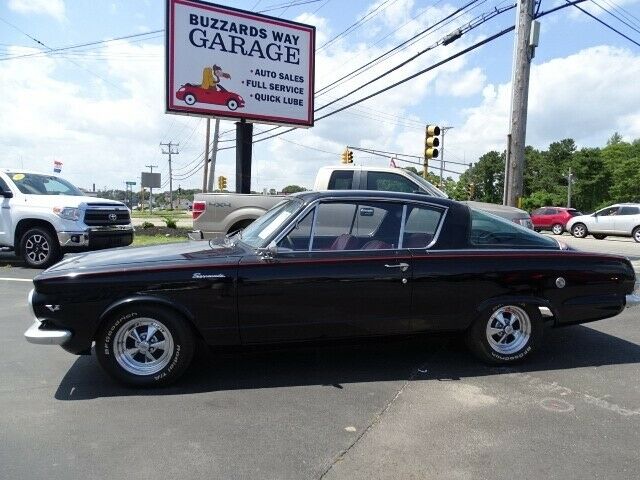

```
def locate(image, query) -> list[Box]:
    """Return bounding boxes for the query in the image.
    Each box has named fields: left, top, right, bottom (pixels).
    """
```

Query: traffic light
left=341, top=148, right=353, bottom=164
left=466, top=182, right=475, bottom=199
left=424, top=125, right=441, bottom=159
left=218, top=176, right=227, bottom=190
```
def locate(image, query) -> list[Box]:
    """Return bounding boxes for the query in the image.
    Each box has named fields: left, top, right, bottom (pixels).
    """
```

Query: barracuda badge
left=45, top=304, right=61, bottom=312
left=192, top=273, right=226, bottom=279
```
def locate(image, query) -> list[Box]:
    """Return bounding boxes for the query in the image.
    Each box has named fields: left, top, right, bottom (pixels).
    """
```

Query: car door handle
left=384, top=263, right=409, bottom=272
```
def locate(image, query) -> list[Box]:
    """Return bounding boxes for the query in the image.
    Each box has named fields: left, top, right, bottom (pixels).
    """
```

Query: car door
left=614, top=206, right=640, bottom=234
left=0, top=176, right=13, bottom=246
left=591, top=206, right=618, bottom=233
left=237, top=199, right=413, bottom=343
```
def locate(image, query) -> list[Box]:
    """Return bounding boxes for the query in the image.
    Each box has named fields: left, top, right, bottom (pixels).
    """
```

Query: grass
left=132, top=235, right=189, bottom=247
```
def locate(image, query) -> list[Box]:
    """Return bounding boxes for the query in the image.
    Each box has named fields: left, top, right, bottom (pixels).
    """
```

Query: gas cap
left=556, top=277, right=566, bottom=289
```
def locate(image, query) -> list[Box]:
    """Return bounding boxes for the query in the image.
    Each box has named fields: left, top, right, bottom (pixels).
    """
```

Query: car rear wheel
left=633, top=227, right=640, bottom=243
left=184, top=93, right=197, bottom=105
left=96, top=306, right=195, bottom=387
left=20, top=227, right=62, bottom=269
left=466, top=304, right=542, bottom=364
left=227, top=99, right=238, bottom=110
left=593, top=234, right=607, bottom=240
left=552, top=223, right=564, bottom=235
left=571, top=223, right=588, bottom=238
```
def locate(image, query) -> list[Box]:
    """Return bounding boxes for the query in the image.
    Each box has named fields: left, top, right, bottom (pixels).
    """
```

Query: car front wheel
left=227, top=99, right=238, bottom=110
left=20, top=227, right=62, bottom=268
left=571, top=223, right=588, bottom=238
left=633, top=227, right=640, bottom=243
left=184, top=93, right=197, bottom=105
left=552, top=223, right=564, bottom=235
left=466, top=304, right=542, bottom=364
left=96, top=306, right=195, bottom=387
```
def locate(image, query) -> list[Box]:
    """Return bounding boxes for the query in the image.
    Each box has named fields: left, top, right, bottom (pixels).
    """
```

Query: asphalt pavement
left=0, top=236, right=639, bottom=480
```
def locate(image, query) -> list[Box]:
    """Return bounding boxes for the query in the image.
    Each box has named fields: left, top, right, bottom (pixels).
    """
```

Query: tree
left=281, top=185, right=307, bottom=194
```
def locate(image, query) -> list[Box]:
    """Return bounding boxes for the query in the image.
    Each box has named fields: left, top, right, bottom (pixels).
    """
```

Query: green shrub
left=141, top=221, right=155, bottom=229
left=162, top=216, right=177, bottom=229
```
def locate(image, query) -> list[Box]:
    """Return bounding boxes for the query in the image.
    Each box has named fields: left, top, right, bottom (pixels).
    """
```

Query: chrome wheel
left=552, top=224, right=563, bottom=235
left=25, top=234, right=50, bottom=265
left=572, top=224, right=587, bottom=238
left=113, top=318, right=174, bottom=376
left=485, top=306, right=531, bottom=355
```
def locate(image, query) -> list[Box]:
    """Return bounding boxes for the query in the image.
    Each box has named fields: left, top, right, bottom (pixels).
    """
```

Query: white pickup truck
left=192, top=166, right=533, bottom=237
left=0, top=168, right=134, bottom=268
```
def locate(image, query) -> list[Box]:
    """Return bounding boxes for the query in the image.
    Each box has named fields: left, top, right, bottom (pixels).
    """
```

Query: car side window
left=532, top=208, right=544, bottom=216
left=402, top=205, right=445, bottom=248
left=277, top=210, right=314, bottom=251
left=310, top=201, right=403, bottom=251
left=366, top=172, right=416, bottom=193
left=598, top=207, right=619, bottom=216
left=619, top=206, right=640, bottom=215
left=327, top=171, right=354, bottom=190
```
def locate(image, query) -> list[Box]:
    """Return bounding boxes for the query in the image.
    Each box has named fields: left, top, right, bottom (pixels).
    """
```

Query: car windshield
left=236, top=198, right=304, bottom=248
left=7, top=172, right=83, bottom=196
left=470, top=208, right=559, bottom=249
left=404, top=170, right=449, bottom=198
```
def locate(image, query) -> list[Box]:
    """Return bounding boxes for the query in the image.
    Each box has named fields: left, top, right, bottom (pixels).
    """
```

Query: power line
left=568, top=0, right=640, bottom=47
left=589, top=0, right=640, bottom=37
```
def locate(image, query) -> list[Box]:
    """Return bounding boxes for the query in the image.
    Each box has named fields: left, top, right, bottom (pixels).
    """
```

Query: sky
left=1, top=0, right=639, bottom=192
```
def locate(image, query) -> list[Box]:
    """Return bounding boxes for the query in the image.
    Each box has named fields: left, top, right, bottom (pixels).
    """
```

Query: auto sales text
left=188, top=15, right=302, bottom=65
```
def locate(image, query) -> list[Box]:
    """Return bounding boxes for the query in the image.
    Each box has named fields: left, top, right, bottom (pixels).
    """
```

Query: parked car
left=0, top=169, right=133, bottom=268
left=25, top=191, right=638, bottom=386
left=175, top=84, right=245, bottom=110
left=531, top=206, right=581, bottom=235
left=192, top=165, right=533, bottom=237
left=567, top=203, right=640, bottom=242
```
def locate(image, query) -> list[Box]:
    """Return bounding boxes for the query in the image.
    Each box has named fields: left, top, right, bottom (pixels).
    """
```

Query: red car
left=175, top=84, right=245, bottom=111
left=531, top=206, right=582, bottom=235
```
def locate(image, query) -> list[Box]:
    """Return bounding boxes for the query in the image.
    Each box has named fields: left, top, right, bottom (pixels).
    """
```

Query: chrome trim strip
left=398, top=204, right=407, bottom=249
left=24, top=320, right=72, bottom=345
left=308, top=206, right=318, bottom=252
left=27, top=288, right=35, bottom=318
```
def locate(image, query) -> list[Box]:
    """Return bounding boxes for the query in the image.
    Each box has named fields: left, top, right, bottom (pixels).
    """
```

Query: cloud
left=450, top=45, right=640, bottom=164
left=435, top=67, right=486, bottom=97
left=8, top=0, right=66, bottom=22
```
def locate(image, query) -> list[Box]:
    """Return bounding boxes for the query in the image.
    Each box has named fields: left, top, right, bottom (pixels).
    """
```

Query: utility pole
left=439, top=126, right=454, bottom=187
left=160, top=142, right=179, bottom=210
left=566, top=167, right=573, bottom=208
left=504, top=0, right=538, bottom=207
left=202, top=119, right=210, bottom=192
left=145, top=164, right=158, bottom=213
left=207, top=118, right=220, bottom=192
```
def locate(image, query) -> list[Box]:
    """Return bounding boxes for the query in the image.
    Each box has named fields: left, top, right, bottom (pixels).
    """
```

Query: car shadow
left=54, top=324, right=640, bottom=401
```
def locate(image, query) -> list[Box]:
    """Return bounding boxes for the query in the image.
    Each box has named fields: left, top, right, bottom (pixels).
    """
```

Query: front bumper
left=24, top=319, right=71, bottom=345
left=58, top=225, right=134, bottom=249
left=24, top=289, right=71, bottom=345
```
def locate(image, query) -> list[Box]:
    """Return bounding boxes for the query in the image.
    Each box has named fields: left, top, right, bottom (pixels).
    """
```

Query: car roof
left=1, top=168, right=59, bottom=176
left=292, top=189, right=460, bottom=208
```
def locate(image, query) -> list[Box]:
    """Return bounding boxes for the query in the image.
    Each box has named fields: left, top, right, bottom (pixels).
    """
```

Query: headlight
left=53, top=207, right=80, bottom=221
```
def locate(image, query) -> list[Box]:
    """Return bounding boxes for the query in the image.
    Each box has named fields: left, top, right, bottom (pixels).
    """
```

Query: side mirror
left=256, top=244, right=277, bottom=259
left=1, top=190, right=13, bottom=198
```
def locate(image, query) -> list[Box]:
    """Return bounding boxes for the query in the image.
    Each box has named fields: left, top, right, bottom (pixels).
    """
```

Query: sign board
left=141, top=172, right=161, bottom=189
left=166, top=0, right=315, bottom=127
left=126, top=181, right=137, bottom=186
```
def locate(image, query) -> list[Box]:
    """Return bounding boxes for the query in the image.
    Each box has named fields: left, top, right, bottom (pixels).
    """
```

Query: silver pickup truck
left=192, top=166, right=533, bottom=237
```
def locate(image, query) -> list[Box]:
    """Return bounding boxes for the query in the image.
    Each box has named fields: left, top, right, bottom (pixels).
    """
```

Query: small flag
left=53, top=160, right=63, bottom=173
left=389, top=158, right=397, bottom=168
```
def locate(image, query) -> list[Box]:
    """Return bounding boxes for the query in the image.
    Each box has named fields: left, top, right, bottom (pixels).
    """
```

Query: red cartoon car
left=175, top=84, right=245, bottom=111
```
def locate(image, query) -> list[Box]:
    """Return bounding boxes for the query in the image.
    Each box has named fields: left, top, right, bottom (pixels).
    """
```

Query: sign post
left=166, top=0, right=315, bottom=193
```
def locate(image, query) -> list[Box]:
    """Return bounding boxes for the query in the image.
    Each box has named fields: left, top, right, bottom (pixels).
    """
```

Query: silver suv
left=567, top=203, right=640, bottom=242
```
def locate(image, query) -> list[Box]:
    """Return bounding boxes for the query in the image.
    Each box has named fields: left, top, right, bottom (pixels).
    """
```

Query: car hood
left=23, top=194, right=126, bottom=209
left=567, top=214, right=591, bottom=225
left=36, top=239, right=248, bottom=278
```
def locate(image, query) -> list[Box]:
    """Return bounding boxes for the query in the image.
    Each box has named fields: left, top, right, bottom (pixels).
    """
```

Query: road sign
left=126, top=181, right=137, bottom=186
left=141, top=172, right=161, bottom=188
left=166, top=0, right=315, bottom=127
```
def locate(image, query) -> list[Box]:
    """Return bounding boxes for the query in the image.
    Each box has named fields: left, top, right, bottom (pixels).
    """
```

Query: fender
left=475, top=295, right=557, bottom=324
left=100, top=294, right=196, bottom=324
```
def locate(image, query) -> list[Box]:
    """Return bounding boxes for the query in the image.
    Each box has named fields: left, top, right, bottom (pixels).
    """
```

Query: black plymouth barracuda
left=25, top=191, right=639, bottom=386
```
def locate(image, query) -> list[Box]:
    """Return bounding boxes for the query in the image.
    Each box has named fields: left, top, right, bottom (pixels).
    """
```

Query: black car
left=25, top=191, right=639, bottom=386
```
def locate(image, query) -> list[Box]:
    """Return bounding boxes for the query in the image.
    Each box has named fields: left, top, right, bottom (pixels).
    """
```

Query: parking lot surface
left=1, top=236, right=639, bottom=480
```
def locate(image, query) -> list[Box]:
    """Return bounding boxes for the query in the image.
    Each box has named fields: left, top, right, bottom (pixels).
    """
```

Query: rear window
left=327, top=171, right=354, bottom=190
left=619, top=206, right=640, bottom=215
left=470, top=209, right=559, bottom=249
left=366, top=172, right=416, bottom=193
left=568, top=210, right=581, bottom=216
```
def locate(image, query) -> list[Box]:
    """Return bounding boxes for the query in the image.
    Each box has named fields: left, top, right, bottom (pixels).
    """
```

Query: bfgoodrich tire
left=96, top=306, right=195, bottom=387
left=466, top=304, right=543, bottom=364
